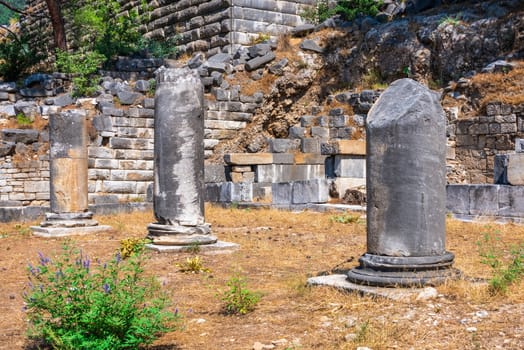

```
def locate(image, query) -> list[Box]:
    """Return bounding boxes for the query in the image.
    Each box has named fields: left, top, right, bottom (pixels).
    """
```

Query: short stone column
left=347, top=79, right=459, bottom=287
left=32, top=111, right=110, bottom=237
left=147, top=67, right=218, bottom=247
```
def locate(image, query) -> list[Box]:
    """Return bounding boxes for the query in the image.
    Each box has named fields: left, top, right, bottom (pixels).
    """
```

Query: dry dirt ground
left=0, top=205, right=523, bottom=350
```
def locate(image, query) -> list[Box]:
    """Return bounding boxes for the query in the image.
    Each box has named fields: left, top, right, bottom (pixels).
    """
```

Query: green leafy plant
left=302, top=0, right=382, bottom=23
left=16, top=113, right=33, bottom=126
left=138, top=36, right=181, bottom=59
left=330, top=213, right=360, bottom=224
left=176, top=256, right=211, bottom=274
left=65, top=0, right=149, bottom=61
left=334, top=0, right=382, bottom=21
left=119, top=237, right=150, bottom=259
left=300, top=0, right=331, bottom=24
left=23, top=241, right=179, bottom=349
left=477, top=229, right=524, bottom=294
left=0, top=31, right=43, bottom=81
left=249, top=32, right=271, bottom=45
left=221, top=275, right=261, bottom=315
left=439, top=14, right=461, bottom=27
left=55, top=49, right=105, bottom=96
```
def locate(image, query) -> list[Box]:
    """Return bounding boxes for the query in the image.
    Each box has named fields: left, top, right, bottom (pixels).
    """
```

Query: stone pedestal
left=147, top=68, right=224, bottom=248
left=346, top=79, right=459, bottom=287
left=31, top=111, right=110, bottom=237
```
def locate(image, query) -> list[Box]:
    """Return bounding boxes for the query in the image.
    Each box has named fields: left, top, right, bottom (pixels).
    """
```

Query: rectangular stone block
left=446, top=184, right=470, bottom=215
left=205, top=183, right=221, bottom=202
left=94, top=159, right=119, bottom=169
left=220, top=182, right=252, bottom=202
left=294, top=153, right=326, bottom=165
left=252, top=183, right=272, bottom=202
left=24, top=181, right=48, bottom=193
left=230, top=171, right=243, bottom=183
left=334, top=155, right=366, bottom=178
left=102, top=181, right=136, bottom=194
left=292, top=179, right=329, bottom=204
left=499, top=186, right=524, bottom=217
left=232, top=166, right=252, bottom=172
left=224, top=153, right=273, bottom=165
left=507, top=153, right=524, bottom=185
left=271, top=182, right=292, bottom=205
left=88, top=146, right=114, bottom=159
left=256, top=164, right=324, bottom=182
left=125, top=170, right=154, bottom=181
left=205, top=164, right=229, bottom=183
left=268, top=139, right=300, bottom=153
left=204, top=119, right=247, bottom=130
left=272, top=153, right=294, bottom=164
left=301, top=138, right=320, bottom=153
left=469, top=185, right=500, bottom=216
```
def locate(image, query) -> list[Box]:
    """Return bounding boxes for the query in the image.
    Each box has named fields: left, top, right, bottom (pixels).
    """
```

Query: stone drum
left=147, top=67, right=217, bottom=245
left=347, top=78, right=459, bottom=287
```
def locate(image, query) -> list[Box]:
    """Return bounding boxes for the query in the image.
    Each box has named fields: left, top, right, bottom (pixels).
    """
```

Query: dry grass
left=0, top=206, right=524, bottom=349
left=469, top=60, right=524, bottom=111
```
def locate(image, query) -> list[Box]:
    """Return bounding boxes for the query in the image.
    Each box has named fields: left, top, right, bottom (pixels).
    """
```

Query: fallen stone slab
left=245, top=52, right=276, bottom=71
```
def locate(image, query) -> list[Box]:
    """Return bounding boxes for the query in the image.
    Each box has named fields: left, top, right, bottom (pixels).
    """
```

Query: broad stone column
left=347, top=79, right=459, bottom=287
left=32, top=111, right=110, bottom=237
left=147, top=67, right=217, bottom=246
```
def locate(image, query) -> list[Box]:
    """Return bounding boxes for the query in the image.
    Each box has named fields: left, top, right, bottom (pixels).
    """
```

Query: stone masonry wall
left=22, top=0, right=315, bottom=56
left=447, top=102, right=524, bottom=183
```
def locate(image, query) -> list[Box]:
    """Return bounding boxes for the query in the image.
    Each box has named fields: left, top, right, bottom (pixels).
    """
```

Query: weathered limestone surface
left=347, top=79, right=458, bottom=287
left=147, top=68, right=217, bottom=246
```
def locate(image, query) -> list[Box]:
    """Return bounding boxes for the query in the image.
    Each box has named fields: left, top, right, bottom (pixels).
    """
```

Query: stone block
left=205, top=183, right=221, bottom=202
left=507, top=153, right=524, bottom=185
left=224, top=153, right=273, bottom=165
left=271, top=182, right=292, bottom=205
left=205, top=164, right=229, bottom=183
left=301, top=138, right=320, bottom=153
left=268, top=138, right=300, bottom=153
left=88, top=146, right=114, bottom=159
left=469, top=185, right=500, bottom=216
left=294, top=153, right=326, bottom=165
left=256, top=164, right=324, bottom=182
left=493, top=154, right=509, bottom=184
left=232, top=166, right=251, bottom=172
left=311, top=126, right=329, bottom=139
left=204, top=119, right=246, bottom=130
left=252, top=183, right=272, bottom=202
left=446, top=185, right=470, bottom=215
left=499, top=186, right=524, bottom=217
left=125, top=170, right=153, bottom=181
left=272, top=153, right=295, bottom=164
left=220, top=182, right=252, bottom=202
left=24, top=181, right=48, bottom=193
left=230, top=171, right=243, bottom=183
left=288, top=126, right=306, bottom=139
left=334, top=155, right=366, bottom=178
left=292, top=179, right=329, bottom=204
left=102, top=181, right=136, bottom=194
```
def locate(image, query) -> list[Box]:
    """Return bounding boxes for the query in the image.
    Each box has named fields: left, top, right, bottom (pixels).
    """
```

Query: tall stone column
left=147, top=67, right=217, bottom=246
left=32, top=111, right=110, bottom=237
left=346, top=79, right=459, bottom=287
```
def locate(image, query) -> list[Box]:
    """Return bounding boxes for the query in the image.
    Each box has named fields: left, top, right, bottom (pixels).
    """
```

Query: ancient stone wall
left=21, top=0, right=315, bottom=56
left=447, top=102, right=524, bottom=183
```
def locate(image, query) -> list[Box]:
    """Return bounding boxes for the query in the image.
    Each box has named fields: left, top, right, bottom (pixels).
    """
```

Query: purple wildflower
left=103, top=283, right=111, bottom=294
left=174, top=308, right=179, bottom=316
left=115, top=252, right=122, bottom=264
left=37, top=252, right=50, bottom=265
left=83, top=258, right=91, bottom=270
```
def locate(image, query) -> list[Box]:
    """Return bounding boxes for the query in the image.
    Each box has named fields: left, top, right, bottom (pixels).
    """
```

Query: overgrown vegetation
left=0, top=0, right=24, bottom=25
left=477, top=228, right=524, bottom=294
left=302, top=0, right=382, bottom=23
left=23, top=241, right=179, bottom=349
left=221, top=275, right=261, bottom=315
left=176, top=256, right=211, bottom=274
left=55, top=49, right=105, bottom=96
left=0, top=30, right=42, bottom=81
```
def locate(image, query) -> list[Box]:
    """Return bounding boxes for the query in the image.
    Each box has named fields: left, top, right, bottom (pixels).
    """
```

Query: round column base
left=347, top=252, right=461, bottom=287
left=147, top=223, right=217, bottom=246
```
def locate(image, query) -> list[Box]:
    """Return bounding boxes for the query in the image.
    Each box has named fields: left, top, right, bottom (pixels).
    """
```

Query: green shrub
left=55, top=50, right=105, bottom=96
left=477, top=229, right=524, bottom=294
left=302, top=0, right=382, bottom=23
left=0, top=31, right=42, bottom=81
left=221, top=275, right=261, bottom=315
left=139, top=36, right=181, bottom=59
left=23, top=241, right=179, bottom=350
left=16, top=113, right=33, bottom=126
left=334, top=0, right=382, bottom=21
left=65, top=0, right=148, bottom=61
